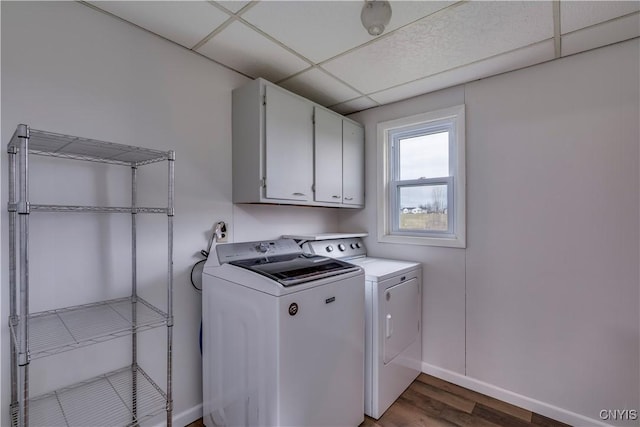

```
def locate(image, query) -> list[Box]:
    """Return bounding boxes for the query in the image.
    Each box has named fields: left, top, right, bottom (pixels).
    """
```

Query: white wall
left=343, top=39, right=639, bottom=426
left=0, top=2, right=338, bottom=426
left=3, top=3, right=638, bottom=426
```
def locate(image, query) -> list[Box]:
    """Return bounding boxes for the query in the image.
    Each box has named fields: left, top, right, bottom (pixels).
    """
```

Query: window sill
left=378, top=233, right=466, bottom=248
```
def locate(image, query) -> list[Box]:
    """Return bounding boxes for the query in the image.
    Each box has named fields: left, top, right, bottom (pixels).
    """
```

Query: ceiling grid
left=553, top=1, right=562, bottom=58
left=82, top=0, right=639, bottom=114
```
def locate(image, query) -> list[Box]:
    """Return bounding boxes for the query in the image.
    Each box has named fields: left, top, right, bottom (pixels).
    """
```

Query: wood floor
left=186, top=373, right=571, bottom=427
left=360, top=374, right=570, bottom=427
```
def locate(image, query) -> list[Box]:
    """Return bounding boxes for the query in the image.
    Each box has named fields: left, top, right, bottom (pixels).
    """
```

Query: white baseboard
left=148, top=403, right=202, bottom=427
left=421, top=362, right=611, bottom=427
left=174, top=404, right=203, bottom=427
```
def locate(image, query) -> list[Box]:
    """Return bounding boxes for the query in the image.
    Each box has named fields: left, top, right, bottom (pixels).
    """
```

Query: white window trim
left=377, top=105, right=466, bottom=248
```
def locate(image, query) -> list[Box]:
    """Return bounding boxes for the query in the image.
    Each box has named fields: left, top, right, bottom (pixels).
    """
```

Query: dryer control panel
left=302, top=238, right=367, bottom=260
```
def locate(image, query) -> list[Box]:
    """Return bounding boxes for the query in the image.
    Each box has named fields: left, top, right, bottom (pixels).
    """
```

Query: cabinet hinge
left=261, top=177, right=266, bottom=188
left=263, top=94, right=266, bottom=106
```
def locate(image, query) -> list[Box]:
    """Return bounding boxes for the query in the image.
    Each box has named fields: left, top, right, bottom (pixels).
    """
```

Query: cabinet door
left=314, top=108, right=343, bottom=204
left=264, top=85, right=314, bottom=201
left=342, top=121, right=364, bottom=206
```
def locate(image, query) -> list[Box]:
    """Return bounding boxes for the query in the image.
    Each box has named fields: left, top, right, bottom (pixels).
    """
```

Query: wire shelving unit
left=7, top=124, right=174, bottom=427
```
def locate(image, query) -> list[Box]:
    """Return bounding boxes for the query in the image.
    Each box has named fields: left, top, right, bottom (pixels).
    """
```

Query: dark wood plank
left=439, top=407, right=503, bottom=427
left=379, top=397, right=459, bottom=427
left=400, top=385, right=449, bottom=417
left=409, top=378, right=475, bottom=414
left=360, top=415, right=384, bottom=427
left=416, top=374, right=533, bottom=422
left=531, top=412, right=573, bottom=427
left=472, top=403, right=536, bottom=427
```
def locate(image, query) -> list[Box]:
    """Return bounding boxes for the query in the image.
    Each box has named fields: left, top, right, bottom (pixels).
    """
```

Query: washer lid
left=348, top=257, right=420, bottom=281
left=230, top=254, right=360, bottom=287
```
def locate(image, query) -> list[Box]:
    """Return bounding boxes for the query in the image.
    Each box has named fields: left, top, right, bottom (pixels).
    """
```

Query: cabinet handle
left=332, top=195, right=341, bottom=199
left=344, top=197, right=354, bottom=201
left=292, top=192, right=306, bottom=197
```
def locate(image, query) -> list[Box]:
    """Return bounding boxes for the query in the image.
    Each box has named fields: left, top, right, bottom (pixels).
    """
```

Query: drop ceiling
left=84, top=1, right=639, bottom=114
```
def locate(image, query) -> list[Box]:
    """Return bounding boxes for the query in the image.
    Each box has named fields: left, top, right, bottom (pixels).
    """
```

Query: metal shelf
left=29, top=204, right=168, bottom=214
left=11, top=365, right=167, bottom=427
left=8, top=125, right=171, bottom=166
left=10, top=297, right=168, bottom=360
left=8, top=123, right=174, bottom=426
left=7, top=204, right=168, bottom=214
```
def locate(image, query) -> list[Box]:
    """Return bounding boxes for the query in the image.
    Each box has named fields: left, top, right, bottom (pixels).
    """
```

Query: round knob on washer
left=338, top=244, right=346, bottom=251
left=356, top=243, right=362, bottom=248
left=350, top=243, right=357, bottom=249
left=326, top=245, right=334, bottom=252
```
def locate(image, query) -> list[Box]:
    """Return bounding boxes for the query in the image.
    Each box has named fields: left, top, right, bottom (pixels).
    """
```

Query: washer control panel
left=302, top=238, right=366, bottom=259
left=217, top=238, right=301, bottom=263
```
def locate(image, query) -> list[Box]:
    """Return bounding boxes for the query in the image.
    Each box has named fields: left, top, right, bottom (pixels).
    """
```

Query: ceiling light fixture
left=361, top=0, right=392, bottom=36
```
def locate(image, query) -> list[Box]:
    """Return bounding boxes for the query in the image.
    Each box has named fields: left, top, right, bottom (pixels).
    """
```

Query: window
left=377, top=105, right=466, bottom=248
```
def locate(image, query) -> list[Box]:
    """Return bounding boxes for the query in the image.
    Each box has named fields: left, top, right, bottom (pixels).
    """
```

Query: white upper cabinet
left=342, top=120, right=365, bottom=206
left=232, top=78, right=364, bottom=208
left=264, top=85, right=314, bottom=201
left=314, top=107, right=343, bottom=204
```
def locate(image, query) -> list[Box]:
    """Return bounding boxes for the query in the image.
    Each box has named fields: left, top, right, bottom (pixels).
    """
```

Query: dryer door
left=383, top=277, right=420, bottom=364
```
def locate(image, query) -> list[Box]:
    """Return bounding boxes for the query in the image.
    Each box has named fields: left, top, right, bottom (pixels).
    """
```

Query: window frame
left=377, top=105, right=466, bottom=248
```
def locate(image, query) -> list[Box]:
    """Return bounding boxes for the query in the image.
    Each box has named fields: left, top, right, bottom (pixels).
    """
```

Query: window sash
left=390, top=177, right=454, bottom=236
left=390, top=121, right=455, bottom=181
left=389, top=120, right=456, bottom=237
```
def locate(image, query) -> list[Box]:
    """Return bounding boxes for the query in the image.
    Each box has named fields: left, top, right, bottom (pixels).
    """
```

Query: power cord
left=190, top=221, right=227, bottom=293
left=190, top=257, right=206, bottom=292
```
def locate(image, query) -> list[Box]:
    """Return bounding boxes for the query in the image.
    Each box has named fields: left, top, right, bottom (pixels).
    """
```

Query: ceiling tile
left=215, top=1, right=251, bottom=14
left=562, top=12, right=640, bottom=57
left=241, top=1, right=456, bottom=63
left=561, top=1, right=640, bottom=34
left=89, top=1, right=229, bottom=48
left=369, top=40, right=555, bottom=105
left=323, top=1, right=554, bottom=94
left=329, top=97, right=379, bottom=115
left=196, top=21, right=310, bottom=81
left=279, top=68, right=362, bottom=106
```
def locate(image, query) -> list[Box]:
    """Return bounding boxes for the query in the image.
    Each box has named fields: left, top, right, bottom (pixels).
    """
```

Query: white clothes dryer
left=290, top=234, right=422, bottom=420
left=349, top=256, right=422, bottom=419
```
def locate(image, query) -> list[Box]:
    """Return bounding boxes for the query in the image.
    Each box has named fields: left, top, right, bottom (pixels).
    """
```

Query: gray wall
left=1, top=2, right=338, bottom=425
left=343, top=39, right=639, bottom=425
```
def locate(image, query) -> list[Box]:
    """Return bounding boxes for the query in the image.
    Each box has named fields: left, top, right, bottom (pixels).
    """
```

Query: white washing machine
left=290, top=233, right=422, bottom=420
left=201, top=238, right=365, bottom=427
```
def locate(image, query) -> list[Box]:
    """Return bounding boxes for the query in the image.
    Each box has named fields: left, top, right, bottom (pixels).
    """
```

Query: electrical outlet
left=215, top=221, right=228, bottom=243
